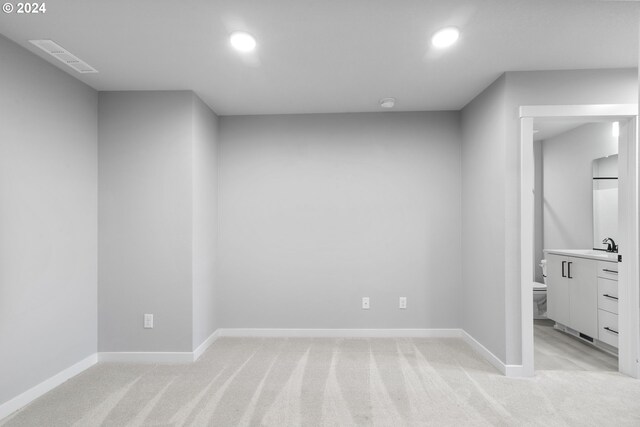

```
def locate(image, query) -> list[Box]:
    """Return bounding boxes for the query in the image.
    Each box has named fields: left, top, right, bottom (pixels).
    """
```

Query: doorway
left=520, top=104, right=639, bottom=378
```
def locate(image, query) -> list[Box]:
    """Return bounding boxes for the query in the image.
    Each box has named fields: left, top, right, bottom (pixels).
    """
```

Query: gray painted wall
left=0, top=35, right=98, bottom=405
left=503, top=69, right=637, bottom=365
left=218, top=112, right=462, bottom=328
left=461, top=68, right=636, bottom=365
left=534, top=140, right=544, bottom=283
left=192, top=95, right=220, bottom=349
left=461, top=75, right=508, bottom=362
left=98, top=91, right=194, bottom=352
left=98, top=91, right=219, bottom=353
left=463, top=69, right=638, bottom=366
left=542, top=123, right=618, bottom=251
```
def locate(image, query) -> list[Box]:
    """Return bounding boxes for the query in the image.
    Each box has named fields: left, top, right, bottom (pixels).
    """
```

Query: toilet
left=533, top=259, right=547, bottom=319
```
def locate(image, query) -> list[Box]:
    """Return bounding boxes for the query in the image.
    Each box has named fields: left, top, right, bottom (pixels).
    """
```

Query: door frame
left=519, top=104, right=639, bottom=377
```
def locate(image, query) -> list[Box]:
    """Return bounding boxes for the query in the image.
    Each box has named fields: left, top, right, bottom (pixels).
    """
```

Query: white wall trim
left=520, top=104, right=638, bottom=119
left=460, top=330, right=523, bottom=377
left=503, top=364, right=525, bottom=377
left=220, top=328, right=517, bottom=375
left=97, top=352, right=194, bottom=364
left=616, top=116, right=640, bottom=378
left=520, top=115, right=536, bottom=377
left=193, top=329, right=221, bottom=361
left=97, top=329, right=222, bottom=364
left=0, top=353, right=98, bottom=421
left=519, top=104, right=639, bottom=379
left=217, top=328, right=464, bottom=338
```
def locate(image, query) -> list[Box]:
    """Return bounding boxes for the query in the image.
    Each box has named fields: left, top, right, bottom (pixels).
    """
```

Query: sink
left=544, top=248, right=618, bottom=261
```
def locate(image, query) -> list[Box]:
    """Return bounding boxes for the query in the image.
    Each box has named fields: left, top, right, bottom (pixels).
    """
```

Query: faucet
left=602, top=237, right=618, bottom=253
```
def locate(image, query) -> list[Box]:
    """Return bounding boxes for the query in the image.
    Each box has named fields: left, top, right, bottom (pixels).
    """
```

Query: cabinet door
left=546, top=254, right=570, bottom=326
left=568, top=256, right=598, bottom=337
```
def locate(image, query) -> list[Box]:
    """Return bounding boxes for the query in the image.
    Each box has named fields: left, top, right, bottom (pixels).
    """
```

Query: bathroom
left=533, top=118, right=620, bottom=370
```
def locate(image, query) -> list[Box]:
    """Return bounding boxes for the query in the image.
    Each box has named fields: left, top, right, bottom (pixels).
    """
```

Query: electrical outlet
left=399, top=297, right=407, bottom=309
left=144, top=313, right=154, bottom=329
left=362, top=297, right=370, bottom=310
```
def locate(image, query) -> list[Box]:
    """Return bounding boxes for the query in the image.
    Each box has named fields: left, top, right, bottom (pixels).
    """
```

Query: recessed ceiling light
left=431, top=27, right=460, bottom=49
left=230, top=31, right=256, bottom=52
left=379, top=97, right=396, bottom=109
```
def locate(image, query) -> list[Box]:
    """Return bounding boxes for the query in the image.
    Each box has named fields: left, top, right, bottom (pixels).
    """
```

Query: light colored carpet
left=2, top=337, right=640, bottom=426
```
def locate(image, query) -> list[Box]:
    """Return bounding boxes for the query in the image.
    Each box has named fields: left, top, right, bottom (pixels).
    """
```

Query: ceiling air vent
left=28, top=40, right=98, bottom=74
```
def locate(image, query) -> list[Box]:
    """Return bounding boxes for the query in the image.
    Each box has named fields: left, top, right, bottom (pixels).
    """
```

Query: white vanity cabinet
left=545, top=253, right=597, bottom=337
left=546, top=254, right=571, bottom=326
left=596, top=261, right=619, bottom=348
left=545, top=249, right=619, bottom=349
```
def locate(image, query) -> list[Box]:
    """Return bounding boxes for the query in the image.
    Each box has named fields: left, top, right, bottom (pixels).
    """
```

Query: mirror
left=592, top=154, right=618, bottom=250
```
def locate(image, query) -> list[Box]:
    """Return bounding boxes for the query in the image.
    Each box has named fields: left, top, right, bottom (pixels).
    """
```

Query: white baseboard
left=460, top=330, right=523, bottom=377
left=0, top=353, right=97, bottom=421
left=217, top=328, right=464, bottom=338
left=97, top=329, right=221, bottom=364
left=193, top=329, right=221, bottom=361
left=98, top=351, right=194, bottom=364
left=0, top=333, right=219, bottom=421
left=503, top=364, right=524, bottom=377
left=218, top=328, right=513, bottom=375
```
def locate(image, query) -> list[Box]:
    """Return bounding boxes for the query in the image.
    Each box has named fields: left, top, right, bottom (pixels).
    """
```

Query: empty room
left=2, top=0, right=640, bottom=425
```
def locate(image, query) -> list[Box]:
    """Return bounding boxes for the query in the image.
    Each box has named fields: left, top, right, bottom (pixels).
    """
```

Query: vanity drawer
left=597, top=261, right=618, bottom=280
left=597, top=277, right=618, bottom=314
left=598, top=309, right=619, bottom=348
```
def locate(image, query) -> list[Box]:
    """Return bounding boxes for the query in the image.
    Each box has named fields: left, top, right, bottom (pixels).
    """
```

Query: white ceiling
left=0, top=0, right=638, bottom=116
left=533, top=118, right=618, bottom=142
left=534, top=121, right=588, bottom=142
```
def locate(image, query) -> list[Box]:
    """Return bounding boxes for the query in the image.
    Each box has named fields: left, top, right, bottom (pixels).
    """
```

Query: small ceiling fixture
left=230, top=31, right=256, bottom=52
left=431, top=27, right=460, bottom=49
left=379, top=97, right=396, bottom=109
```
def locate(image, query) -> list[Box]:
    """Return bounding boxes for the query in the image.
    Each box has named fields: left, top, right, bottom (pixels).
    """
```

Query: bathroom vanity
left=544, top=249, right=618, bottom=350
